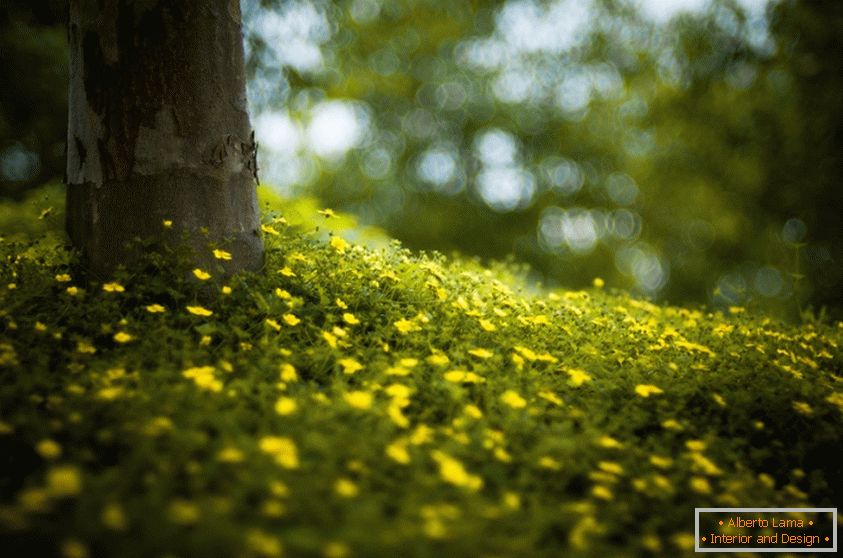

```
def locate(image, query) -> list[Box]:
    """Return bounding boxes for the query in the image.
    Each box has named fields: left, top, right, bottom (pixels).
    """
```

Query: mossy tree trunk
left=66, top=0, right=263, bottom=275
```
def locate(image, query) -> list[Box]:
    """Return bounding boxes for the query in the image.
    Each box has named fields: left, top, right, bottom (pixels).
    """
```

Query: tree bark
left=66, top=0, right=263, bottom=275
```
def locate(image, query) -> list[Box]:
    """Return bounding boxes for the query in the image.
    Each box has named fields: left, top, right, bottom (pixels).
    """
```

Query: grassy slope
left=0, top=186, right=841, bottom=557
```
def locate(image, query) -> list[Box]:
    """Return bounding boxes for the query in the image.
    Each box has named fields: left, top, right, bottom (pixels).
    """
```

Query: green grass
left=0, top=185, right=841, bottom=557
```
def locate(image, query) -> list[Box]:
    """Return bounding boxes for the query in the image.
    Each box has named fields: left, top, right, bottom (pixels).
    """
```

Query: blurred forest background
left=1, top=0, right=840, bottom=319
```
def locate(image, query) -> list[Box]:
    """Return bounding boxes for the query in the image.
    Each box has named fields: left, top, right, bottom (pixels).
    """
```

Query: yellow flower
left=145, top=304, right=166, bottom=313
left=467, top=348, right=494, bottom=359
left=662, top=419, right=683, bottom=431
left=567, top=368, right=592, bottom=387
left=685, top=440, right=707, bottom=452
left=394, top=318, right=420, bottom=334
left=330, top=236, right=349, bottom=252
left=318, top=208, right=337, bottom=218
left=334, top=478, right=359, bottom=498
left=650, top=455, right=673, bottom=469
left=60, top=539, right=89, bottom=558
left=278, top=266, right=296, bottom=277
left=162, top=219, right=173, bottom=228
left=431, top=450, right=483, bottom=491
left=538, top=391, right=563, bottom=406
left=689, top=476, right=711, bottom=494
left=265, top=318, right=281, bottom=331
left=55, top=273, right=71, bottom=282
left=598, top=461, right=624, bottom=475
left=279, top=363, right=298, bottom=382
left=322, top=330, right=339, bottom=348
left=182, top=366, right=222, bottom=392
left=597, top=436, right=624, bottom=449
left=385, top=440, right=411, bottom=464
left=592, top=485, right=614, bottom=500
left=212, top=249, right=232, bottom=260
left=186, top=305, right=213, bottom=317
left=344, top=391, right=373, bottom=410
left=635, top=384, right=664, bottom=398
left=259, top=436, right=299, bottom=469
left=282, top=313, right=301, bottom=326
left=275, top=288, right=291, bottom=299
left=216, top=447, right=245, bottom=463
left=167, top=499, right=200, bottom=524
left=261, top=223, right=279, bottom=236
left=478, top=319, right=497, bottom=332
left=274, top=397, right=298, bottom=416
left=342, top=313, right=359, bottom=325
left=101, top=503, right=128, bottom=531
left=113, top=332, right=133, bottom=344
left=192, top=268, right=211, bottom=280
left=500, top=390, right=527, bottom=409
left=102, top=282, right=124, bottom=293
left=538, top=456, right=561, bottom=470
left=36, top=439, right=62, bottom=460
left=221, top=285, right=232, bottom=295
left=46, top=466, right=82, bottom=497
left=792, top=401, right=813, bottom=416
left=427, top=353, right=450, bottom=366
left=66, top=286, right=79, bottom=296
left=593, top=277, right=605, bottom=288
left=338, top=358, right=364, bottom=374
left=443, top=370, right=485, bottom=384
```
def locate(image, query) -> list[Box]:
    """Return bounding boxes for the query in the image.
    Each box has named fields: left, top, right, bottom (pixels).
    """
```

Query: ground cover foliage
left=0, top=185, right=841, bottom=557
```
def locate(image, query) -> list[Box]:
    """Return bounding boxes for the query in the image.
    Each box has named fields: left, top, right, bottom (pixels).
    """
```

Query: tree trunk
left=66, top=0, right=263, bottom=275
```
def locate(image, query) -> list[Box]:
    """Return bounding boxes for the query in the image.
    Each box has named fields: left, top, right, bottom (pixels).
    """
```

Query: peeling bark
left=66, top=0, right=263, bottom=275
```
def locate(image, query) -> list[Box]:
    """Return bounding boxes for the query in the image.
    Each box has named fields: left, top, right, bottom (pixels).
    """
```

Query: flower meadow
left=0, top=186, right=841, bottom=557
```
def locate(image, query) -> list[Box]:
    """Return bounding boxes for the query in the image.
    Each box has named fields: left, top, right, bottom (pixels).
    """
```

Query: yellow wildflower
left=478, top=319, right=497, bottom=332
left=344, top=391, right=373, bottom=410
left=567, top=368, right=592, bottom=387
left=113, top=332, right=133, bottom=344
left=217, top=447, right=245, bottom=463
left=500, top=390, right=527, bottom=409
left=192, top=268, right=211, bottom=280
left=330, top=236, right=349, bottom=252
left=162, top=219, right=173, bottom=228
left=282, top=314, right=300, bottom=326
left=102, top=282, right=124, bottom=293
left=318, top=208, right=336, bottom=218
left=101, top=503, right=128, bottom=531
left=598, top=436, right=624, bottom=449
left=186, top=305, right=213, bottom=317
left=274, top=397, right=298, bottom=416
left=467, top=348, right=494, bottom=359
left=36, top=439, right=62, bottom=460
left=278, top=266, right=296, bottom=277
left=792, top=401, right=813, bottom=416
left=338, top=358, right=363, bottom=374
left=259, top=436, right=299, bottom=469
left=145, top=304, right=166, bottom=313
left=55, top=273, right=71, bottom=282
left=342, top=313, right=359, bottom=325
left=385, top=440, right=411, bottom=464
left=212, top=249, right=232, bottom=260
left=394, top=318, right=420, bottom=334
left=261, top=224, right=279, bottom=236
left=265, top=318, right=281, bottom=331
left=635, top=384, right=664, bottom=398
left=221, top=285, right=232, bottom=295
left=334, top=478, right=359, bottom=498
left=46, top=466, right=82, bottom=497
left=168, top=499, right=200, bottom=524
left=690, top=477, right=711, bottom=494
left=685, top=440, right=707, bottom=452
left=430, top=450, right=483, bottom=491
left=443, top=370, right=485, bottom=384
